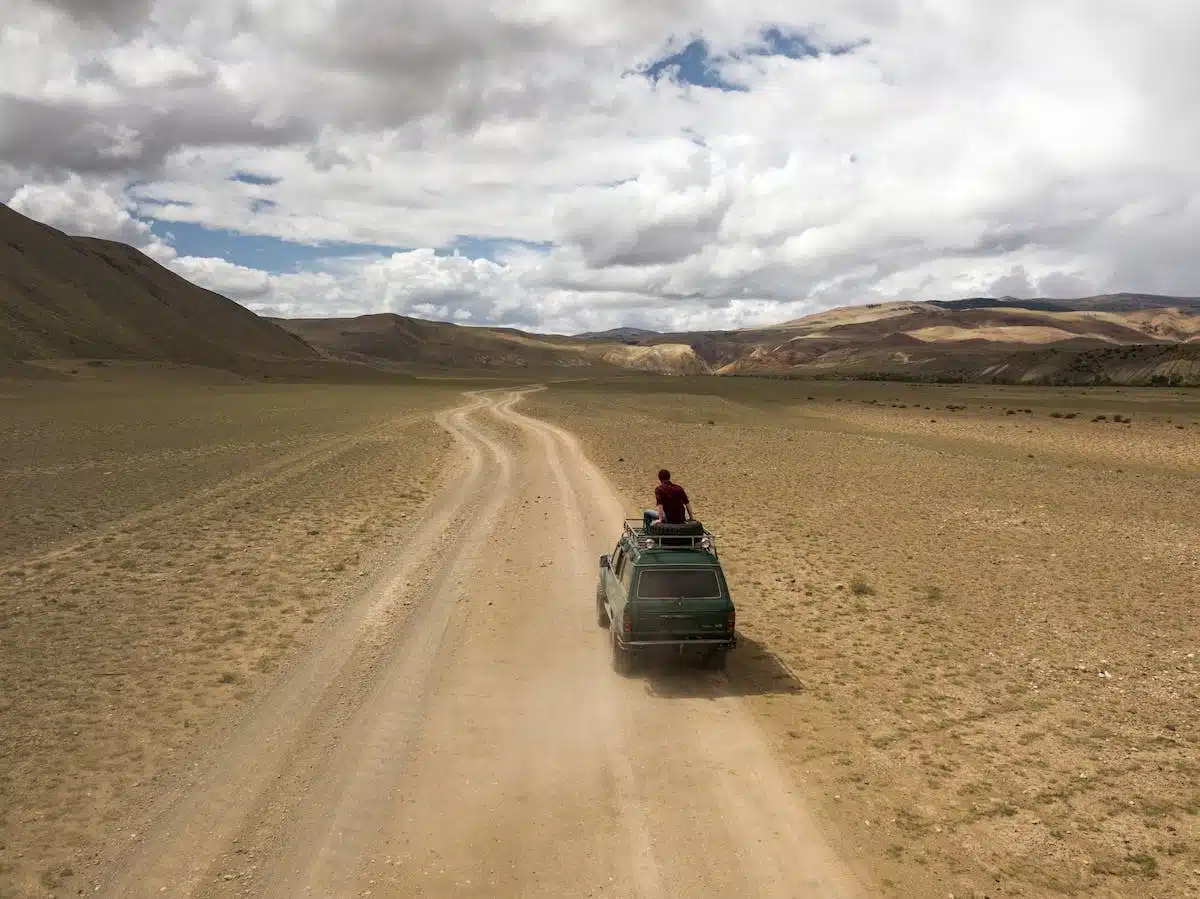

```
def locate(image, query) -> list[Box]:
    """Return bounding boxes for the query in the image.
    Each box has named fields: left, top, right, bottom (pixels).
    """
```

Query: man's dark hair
left=658, top=468, right=671, bottom=482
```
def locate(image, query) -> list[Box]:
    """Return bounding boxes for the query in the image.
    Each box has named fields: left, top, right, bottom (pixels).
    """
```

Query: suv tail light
left=622, top=608, right=632, bottom=633
left=726, top=609, right=735, bottom=632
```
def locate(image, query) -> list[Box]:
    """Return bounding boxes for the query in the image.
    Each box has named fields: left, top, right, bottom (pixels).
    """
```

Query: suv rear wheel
left=596, top=583, right=610, bottom=627
left=611, top=631, right=634, bottom=675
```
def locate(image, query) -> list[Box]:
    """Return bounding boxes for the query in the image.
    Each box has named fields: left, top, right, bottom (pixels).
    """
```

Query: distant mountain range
left=3, top=201, right=1198, bottom=385
left=268, top=295, right=1200, bottom=385
left=569, top=295, right=1200, bottom=384
left=931, top=294, right=1200, bottom=314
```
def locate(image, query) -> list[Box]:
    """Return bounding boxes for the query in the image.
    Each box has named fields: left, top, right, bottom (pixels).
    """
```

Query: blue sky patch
left=645, top=38, right=744, bottom=91
left=149, top=219, right=403, bottom=273
left=230, top=171, right=281, bottom=186
left=146, top=218, right=549, bottom=273
left=754, top=27, right=823, bottom=60
left=641, top=26, right=864, bottom=91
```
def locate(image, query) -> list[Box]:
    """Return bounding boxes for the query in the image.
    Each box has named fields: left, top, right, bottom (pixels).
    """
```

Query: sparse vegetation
left=0, top=379, right=459, bottom=892
left=530, top=377, right=1200, bottom=898
left=1092, top=852, right=1160, bottom=879
left=849, top=576, right=876, bottom=597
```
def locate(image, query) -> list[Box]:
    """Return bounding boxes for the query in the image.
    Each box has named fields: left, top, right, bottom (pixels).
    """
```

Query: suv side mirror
left=600, top=554, right=611, bottom=569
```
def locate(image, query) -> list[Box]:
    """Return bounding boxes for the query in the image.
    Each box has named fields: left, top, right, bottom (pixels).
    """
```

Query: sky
left=2, top=0, right=1199, bottom=334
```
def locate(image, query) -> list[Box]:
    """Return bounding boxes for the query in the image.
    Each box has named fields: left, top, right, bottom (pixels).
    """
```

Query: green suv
left=597, top=519, right=736, bottom=674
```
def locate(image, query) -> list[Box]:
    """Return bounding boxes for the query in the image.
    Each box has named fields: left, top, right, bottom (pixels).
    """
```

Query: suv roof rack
left=622, top=519, right=719, bottom=556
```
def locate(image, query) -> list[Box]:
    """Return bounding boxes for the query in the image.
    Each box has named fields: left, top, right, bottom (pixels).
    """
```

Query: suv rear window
left=636, top=569, right=721, bottom=599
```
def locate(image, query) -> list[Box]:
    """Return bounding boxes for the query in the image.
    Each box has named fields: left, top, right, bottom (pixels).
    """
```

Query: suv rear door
left=631, top=566, right=732, bottom=639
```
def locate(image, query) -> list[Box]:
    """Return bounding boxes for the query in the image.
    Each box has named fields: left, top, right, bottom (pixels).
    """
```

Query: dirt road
left=93, top=389, right=865, bottom=898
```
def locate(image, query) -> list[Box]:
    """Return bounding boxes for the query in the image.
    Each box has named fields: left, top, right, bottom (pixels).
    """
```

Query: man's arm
left=684, top=501, right=694, bottom=520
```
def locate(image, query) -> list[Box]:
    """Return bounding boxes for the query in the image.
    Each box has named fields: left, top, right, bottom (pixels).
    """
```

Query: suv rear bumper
left=618, top=635, right=736, bottom=650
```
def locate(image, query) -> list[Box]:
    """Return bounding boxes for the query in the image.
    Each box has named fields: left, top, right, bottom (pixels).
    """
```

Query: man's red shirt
left=654, top=481, right=689, bottom=523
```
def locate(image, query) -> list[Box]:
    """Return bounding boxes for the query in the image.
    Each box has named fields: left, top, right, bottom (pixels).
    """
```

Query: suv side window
left=613, top=547, right=627, bottom=582
left=618, top=555, right=634, bottom=591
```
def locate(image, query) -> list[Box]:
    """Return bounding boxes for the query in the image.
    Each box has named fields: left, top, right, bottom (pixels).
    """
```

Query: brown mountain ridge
left=608, top=298, right=1200, bottom=385
left=0, top=203, right=364, bottom=381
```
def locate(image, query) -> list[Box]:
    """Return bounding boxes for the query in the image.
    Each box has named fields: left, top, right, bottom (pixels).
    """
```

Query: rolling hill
left=270, top=314, right=711, bottom=375
left=573, top=327, right=663, bottom=344
left=0, top=203, right=331, bottom=379
left=584, top=296, right=1200, bottom=386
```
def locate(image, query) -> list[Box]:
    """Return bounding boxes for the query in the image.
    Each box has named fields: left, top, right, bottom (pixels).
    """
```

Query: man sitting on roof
left=643, top=468, right=694, bottom=531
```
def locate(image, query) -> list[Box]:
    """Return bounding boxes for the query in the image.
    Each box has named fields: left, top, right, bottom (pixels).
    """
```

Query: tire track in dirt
left=492, top=388, right=666, bottom=898
left=92, top=394, right=500, bottom=897
left=240, top=393, right=517, bottom=898
left=500, top=391, right=867, bottom=898
left=341, top=389, right=664, bottom=898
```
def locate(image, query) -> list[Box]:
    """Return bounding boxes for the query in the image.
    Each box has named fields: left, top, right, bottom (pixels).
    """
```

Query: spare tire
left=647, top=520, right=704, bottom=536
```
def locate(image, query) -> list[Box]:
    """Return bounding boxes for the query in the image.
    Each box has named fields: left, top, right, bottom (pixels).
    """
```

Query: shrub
left=850, top=576, right=876, bottom=597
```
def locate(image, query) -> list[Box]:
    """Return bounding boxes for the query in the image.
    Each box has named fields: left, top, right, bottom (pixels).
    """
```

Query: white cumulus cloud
left=2, top=0, right=1199, bottom=332
left=8, top=175, right=175, bottom=261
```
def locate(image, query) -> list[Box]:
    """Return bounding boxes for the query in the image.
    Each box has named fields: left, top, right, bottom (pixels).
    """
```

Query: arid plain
left=528, top=377, right=1200, bottom=898
left=0, top=373, right=463, bottom=895
left=1, top=370, right=1197, bottom=898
